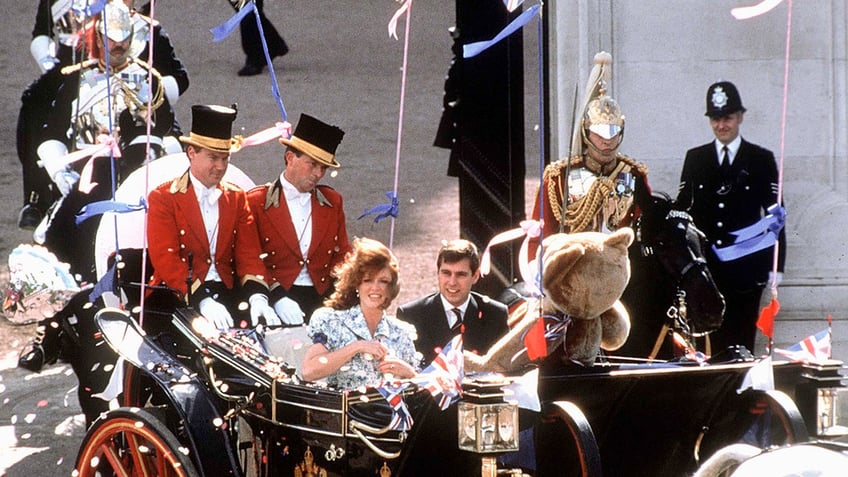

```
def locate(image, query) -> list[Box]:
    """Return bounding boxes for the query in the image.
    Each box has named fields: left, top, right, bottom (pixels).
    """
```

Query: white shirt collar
left=440, top=294, right=470, bottom=316
left=189, top=173, right=221, bottom=205
left=715, top=136, right=742, bottom=163
left=280, top=173, right=311, bottom=205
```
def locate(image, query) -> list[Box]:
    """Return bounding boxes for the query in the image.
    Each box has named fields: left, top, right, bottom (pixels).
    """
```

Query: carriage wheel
left=535, top=401, right=602, bottom=477
left=74, top=407, right=200, bottom=477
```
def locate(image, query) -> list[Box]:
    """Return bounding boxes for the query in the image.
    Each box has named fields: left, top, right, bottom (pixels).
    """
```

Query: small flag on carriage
left=410, top=335, right=464, bottom=410
left=774, top=329, right=832, bottom=363
left=756, top=297, right=780, bottom=340
left=376, top=381, right=414, bottom=431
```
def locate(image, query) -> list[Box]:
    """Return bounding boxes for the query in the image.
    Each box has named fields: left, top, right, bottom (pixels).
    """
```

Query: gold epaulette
left=169, top=171, right=191, bottom=194
left=60, top=59, right=99, bottom=75
left=616, top=154, right=649, bottom=177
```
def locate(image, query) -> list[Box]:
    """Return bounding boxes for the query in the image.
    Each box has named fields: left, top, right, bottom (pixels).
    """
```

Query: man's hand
left=273, top=297, right=305, bottom=326
left=199, top=297, right=233, bottom=330
left=249, top=294, right=282, bottom=327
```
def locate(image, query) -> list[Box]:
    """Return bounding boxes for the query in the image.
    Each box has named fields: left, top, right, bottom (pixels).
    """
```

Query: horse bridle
left=640, top=209, right=713, bottom=359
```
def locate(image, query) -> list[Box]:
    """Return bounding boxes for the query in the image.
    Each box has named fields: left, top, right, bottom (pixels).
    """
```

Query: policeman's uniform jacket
left=147, top=171, right=269, bottom=302
left=246, top=180, right=352, bottom=302
left=677, top=138, right=786, bottom=291
left=397, top=291, right=509, bottom=366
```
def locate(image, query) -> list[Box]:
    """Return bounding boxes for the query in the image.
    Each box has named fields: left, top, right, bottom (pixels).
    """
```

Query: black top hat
left=279, top=114, right=345, bottom=168
left=705, top=81, right=746, bottom=118
left=179, top=104, right=241, bottom=153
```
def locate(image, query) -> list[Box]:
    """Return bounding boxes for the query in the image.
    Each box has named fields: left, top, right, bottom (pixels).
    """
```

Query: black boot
left=18, top=319, right=62, bottom=372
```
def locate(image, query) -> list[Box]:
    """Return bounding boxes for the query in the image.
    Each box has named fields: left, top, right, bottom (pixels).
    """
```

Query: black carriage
left=71, top=293, right=846, bottom=477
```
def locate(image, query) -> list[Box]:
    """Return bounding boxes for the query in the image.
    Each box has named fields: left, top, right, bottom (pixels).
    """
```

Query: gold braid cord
left=121, top=58, right=166, bottom=113
left=62, top=58, right=167, bottom=114
left=545, top=154, right=647, bottom=233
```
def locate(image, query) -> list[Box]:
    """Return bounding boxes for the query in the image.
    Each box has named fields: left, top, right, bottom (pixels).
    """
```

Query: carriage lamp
left=797, top=361, right=848, bottom=437
left=458, top=377, right=520, bottom=455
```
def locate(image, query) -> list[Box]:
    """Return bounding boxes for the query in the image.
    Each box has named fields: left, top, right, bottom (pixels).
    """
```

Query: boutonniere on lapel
left=315, top=188, right=333, bottom=207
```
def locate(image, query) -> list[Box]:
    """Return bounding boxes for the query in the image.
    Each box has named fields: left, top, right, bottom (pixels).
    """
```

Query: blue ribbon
left=210, top=3, right=254, bottom=42
left=75, top=200, right=146, bottom=225
left=357, top=191, right=399, bottom=223
left=463, top=3, right=540, bottom=59
left=211, top=2, right=288, bottom=120
left=712, top=204, right=786, bottom=262
left=78, top=0, right=107, bottom=16
left=89, top=262, right=117, bottom=303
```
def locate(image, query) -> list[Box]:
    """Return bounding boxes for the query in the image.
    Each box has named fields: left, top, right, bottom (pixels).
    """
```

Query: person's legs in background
left=237, top=0, right=289, bottom=76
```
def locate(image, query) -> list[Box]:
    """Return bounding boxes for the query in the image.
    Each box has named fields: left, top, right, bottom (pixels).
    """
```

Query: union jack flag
left=376, top=381, right=414, bottom=431
left=410, top=335, right=464, bottom=410
left=775, top=329, right=831, bottom=363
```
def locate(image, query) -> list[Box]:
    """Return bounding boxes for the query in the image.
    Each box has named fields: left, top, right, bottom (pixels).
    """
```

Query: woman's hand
left=358, top=340, right=389, bottom=360
left=377, top=356, right=416, bottom=379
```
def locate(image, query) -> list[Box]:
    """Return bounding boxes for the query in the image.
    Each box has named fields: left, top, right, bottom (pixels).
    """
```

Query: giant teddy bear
left=465, top=228, right=634, bottom=372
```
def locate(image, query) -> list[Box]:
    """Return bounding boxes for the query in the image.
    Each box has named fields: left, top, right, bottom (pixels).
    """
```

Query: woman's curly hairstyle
left=325, top=237, right=400, bottom=310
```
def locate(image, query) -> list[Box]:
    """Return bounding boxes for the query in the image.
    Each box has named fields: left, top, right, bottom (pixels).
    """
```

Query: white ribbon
left=388, top=0, right=412, bottom=40
left=480, top=219, right=544, bottom=295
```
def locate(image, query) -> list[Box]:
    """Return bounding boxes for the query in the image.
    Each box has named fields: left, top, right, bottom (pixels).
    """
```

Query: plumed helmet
left=97, top=0, right=134, bottom=43
left=571, top=51, right=626, bottom=155
left=584, top=90, right=625, bottom=140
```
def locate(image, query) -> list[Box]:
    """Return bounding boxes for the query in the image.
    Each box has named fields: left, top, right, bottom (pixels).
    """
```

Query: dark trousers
left=235, top=0, right=288, bottom=66
left=710, top=286, right=764, bottom=354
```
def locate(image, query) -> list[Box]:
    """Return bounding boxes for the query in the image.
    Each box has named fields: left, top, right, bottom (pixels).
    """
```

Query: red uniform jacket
left=147, top=171, right=268, bottom=298
left=246, top=180, right=351, bottom=296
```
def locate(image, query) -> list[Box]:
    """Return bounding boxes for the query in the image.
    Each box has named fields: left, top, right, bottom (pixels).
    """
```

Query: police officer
left=677, top=80, right=787, bottom=354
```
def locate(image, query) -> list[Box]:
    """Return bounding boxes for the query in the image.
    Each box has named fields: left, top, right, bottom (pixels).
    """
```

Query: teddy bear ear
left=605, top=228, right=634, bottom=249
left=542, top=243, right=586, bottom=280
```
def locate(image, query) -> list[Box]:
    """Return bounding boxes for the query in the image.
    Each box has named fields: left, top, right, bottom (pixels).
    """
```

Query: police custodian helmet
left=705, top=81, right=746, bottom=118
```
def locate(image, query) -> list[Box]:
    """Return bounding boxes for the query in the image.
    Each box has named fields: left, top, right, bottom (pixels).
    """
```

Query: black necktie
left=720, top=146, right=731, bottom=175
left=450, top=308, right=463, bottom=333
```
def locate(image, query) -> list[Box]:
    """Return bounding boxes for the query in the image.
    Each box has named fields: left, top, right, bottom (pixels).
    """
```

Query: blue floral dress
left=307, top=305, right=419, bottom=390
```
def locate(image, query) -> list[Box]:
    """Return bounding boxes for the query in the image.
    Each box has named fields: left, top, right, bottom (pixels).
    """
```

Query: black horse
left=615, top=191, right=725, bottom=359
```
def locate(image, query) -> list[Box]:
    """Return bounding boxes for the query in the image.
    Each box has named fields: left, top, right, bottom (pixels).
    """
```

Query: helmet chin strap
left=582, top=129, right=624, bottom=174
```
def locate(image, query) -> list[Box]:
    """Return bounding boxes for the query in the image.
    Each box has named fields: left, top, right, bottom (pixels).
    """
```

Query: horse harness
left=638, top=208, right=713, bottom=360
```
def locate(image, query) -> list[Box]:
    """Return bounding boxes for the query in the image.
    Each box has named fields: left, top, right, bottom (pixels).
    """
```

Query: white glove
left=30, top=35, right=57, bottom=73
left=53, top=170, right=81, bottom=196
left=249, top=294, right=282, bottom=327
left=199, top=297, right=233, bottom=330
left=768, top=271, right=784, bottom=287
left=37, top=140, right=78, bottom=196
left=273, top=296, right=305, bottom=326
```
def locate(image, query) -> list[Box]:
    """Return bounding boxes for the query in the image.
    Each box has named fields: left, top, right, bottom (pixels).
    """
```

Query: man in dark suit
left=397, top=239, right=509, bottom=366
left=247, top=114, right=350, bottom=325
left=677, top=81, right=786, bottom=354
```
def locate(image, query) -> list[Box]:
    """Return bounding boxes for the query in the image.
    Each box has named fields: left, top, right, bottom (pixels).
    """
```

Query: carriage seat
left=264, top=326, right=311, bottom=377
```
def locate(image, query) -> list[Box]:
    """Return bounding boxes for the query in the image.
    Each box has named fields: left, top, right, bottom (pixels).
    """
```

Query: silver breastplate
left=71, top=63, right=148, bottom=147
